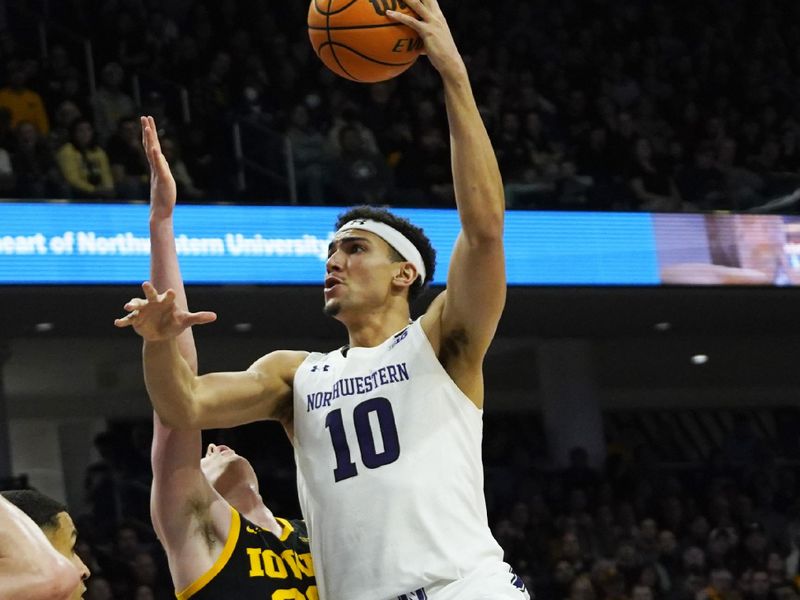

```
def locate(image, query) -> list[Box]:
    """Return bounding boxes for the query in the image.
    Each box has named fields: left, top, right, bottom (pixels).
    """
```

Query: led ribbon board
left=0, top=203, right=796, bottom=286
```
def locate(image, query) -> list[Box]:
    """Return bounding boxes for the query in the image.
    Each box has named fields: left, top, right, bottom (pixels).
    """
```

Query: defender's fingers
left=148, top=116, right=162, bottom=153
left=141, top=116, right=150, bottom=150
left=186, top=311, right=217, bottom=326
left=114, top=310, right=138, bottom=327
left=142, top=281, right=160, bottom=301
left=124, top=297, right=147, bottom=311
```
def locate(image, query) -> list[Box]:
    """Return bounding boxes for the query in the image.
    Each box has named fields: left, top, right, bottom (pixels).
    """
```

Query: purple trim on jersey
left=398, top=588, right=427, bottom=600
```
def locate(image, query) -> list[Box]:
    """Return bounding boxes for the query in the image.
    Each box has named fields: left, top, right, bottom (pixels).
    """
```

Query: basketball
left=308, top=0, right=424, bottom=83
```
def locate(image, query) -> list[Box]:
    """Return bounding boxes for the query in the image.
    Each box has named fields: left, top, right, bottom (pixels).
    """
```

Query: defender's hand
left=141, top=116, right=177, bottom=221
left=114, top=281, right=217, bottom=341
left=387, top=0, right=464, bottom=80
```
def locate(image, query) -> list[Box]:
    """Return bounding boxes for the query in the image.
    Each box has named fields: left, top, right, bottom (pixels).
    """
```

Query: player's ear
left=392, top=262, right=418, bottom=290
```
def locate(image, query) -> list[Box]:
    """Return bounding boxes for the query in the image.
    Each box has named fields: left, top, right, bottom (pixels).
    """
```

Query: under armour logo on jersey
left=310, top=365, right=330, bottom=372
left=398, top=588, right=427, bottom=600
left=389, top=327, right=409, bottom=350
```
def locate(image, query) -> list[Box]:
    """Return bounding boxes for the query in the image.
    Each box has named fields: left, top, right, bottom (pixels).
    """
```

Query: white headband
left=338, top=219, right=426, bottom=284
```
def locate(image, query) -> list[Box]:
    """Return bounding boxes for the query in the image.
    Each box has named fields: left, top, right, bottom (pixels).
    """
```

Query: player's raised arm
left=141, top=114, right=240, bottom=591
left=388, top=1, right=506, bottom=400
left=115, top=119, right=304, bottom=431
left=0, top=496, right=81, bottom=600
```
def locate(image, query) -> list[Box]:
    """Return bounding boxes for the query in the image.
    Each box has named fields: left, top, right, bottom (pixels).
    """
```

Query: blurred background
left=2, top=0, right=800, bottom=599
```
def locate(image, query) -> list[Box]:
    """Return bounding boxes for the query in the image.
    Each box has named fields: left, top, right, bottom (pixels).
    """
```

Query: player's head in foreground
left=324, top=206, right=437, bottom=321
left=200, top=443, right=262, bottom=506
left=1, top=490, right=91, bottom=600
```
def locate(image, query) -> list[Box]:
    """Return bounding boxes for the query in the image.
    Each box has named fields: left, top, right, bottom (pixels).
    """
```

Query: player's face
left=324, top=229, right=399, bottom=318
left=45, top=512, right=91, bottom=600
left=201, top=443, right=259, bottom=498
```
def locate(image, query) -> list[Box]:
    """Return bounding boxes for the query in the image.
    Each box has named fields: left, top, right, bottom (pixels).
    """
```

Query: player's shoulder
left=249, top=350, right=310, bottom=375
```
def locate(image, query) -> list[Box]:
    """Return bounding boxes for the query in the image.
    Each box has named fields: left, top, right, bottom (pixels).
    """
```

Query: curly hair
left=335, top=206, right=436, bottom=301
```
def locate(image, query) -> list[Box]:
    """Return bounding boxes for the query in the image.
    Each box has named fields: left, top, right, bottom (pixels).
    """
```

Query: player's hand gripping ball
left=308, top=0, right=423, bottom=83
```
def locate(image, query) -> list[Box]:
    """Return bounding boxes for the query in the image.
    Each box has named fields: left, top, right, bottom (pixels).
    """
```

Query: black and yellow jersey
left=176, top=506, right=317, bottom=599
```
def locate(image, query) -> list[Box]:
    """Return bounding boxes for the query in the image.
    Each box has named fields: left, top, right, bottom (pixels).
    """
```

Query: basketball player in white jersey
left=116, top=1, right=528, bottom=598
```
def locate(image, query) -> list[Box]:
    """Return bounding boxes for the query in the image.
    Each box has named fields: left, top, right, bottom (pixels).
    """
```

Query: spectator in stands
left=85, top=576, right=114, bottom=600
left=160, top=137, right=205, bottom=199
left=495, top=111, right=529, bottom=181
left=56, top=118, right=115, bottom=199
left=111, top=11, right=149, bottom=71
left=0, top=107, right=15, bottom=152
left=0, top=60, right=49, bottom=135
left=393, top=125, right=453, bottom=206
left=128, top=551, right=170, bottom=598
left=134, top=585, right=156, bottom=600
left=569, top=574, right=597, bottom=600
left=40, top=44, right=76, bottom=109
left=736, top=522, right=769, bottom=572
left=286, top=103, right=329, bottom=203
left=93, top=62, right=137, bottom=143
left=0, top=144, right=13, bottom=194
left=677, top=142, right=727, bottom=209
left=329, top=124, right=391, bottom=204
left=191, top=51, right=232, bottom=121
left=49, top=100, right=82, bottom=152
left=715, top=138, right=766, bottom=209
left=11, top=120, right=68, bottom=198
left=632, top=584, right=655, bottom=600
left=327, top=101, right=380, bottom=158
left=628, top=137, right=683, bottom=211
left=702, top=568, right=739, bottom=600
left=766, top=551, right=789, bottom=587
left=637, top=518, right=661, bottom=563
left=107, top=116, right=149, bottom=199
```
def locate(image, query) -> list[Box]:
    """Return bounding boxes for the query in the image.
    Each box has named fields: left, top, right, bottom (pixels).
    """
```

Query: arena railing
left=232, top=118, right=298, bottom=204
left=131, top=72, right=192, bottom=125
left=11, top=1, right=99, bottom=114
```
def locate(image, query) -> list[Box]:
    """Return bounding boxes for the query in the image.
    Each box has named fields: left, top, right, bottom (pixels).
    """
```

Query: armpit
left=439, top=327, right=469, bottom=369
left=186, top=495, right=218, bottom=551
left=273, top=393, right=294, bottom=426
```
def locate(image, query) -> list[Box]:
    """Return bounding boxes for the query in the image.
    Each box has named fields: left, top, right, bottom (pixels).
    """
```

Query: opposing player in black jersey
left=140, top=116, right=317, bottom=599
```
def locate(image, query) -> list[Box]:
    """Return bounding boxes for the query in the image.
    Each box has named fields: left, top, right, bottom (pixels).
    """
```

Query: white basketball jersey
left=292, top=318, right=506, bottom=600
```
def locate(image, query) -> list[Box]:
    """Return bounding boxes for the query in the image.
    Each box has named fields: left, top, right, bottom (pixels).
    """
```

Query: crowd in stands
left=1, top=0, right=800, bottom=209
left=6, top=409, right=793, bottom=600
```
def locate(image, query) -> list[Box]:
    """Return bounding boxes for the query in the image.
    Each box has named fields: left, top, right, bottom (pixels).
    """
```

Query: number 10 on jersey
left=325, top=397, right=400, bottom=482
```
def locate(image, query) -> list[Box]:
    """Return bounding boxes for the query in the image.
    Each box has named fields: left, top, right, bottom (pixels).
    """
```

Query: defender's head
left=201, top=443, right=260, bottom=499
left=324, top=206, right=436, bottom=319
left=1, top=490, right=91, bottom=600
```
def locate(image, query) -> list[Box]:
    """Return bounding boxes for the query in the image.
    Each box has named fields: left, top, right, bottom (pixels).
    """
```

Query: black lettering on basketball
left=368, top=0, right=409, bottom=17
left=392, top=37, right=422, bottom=53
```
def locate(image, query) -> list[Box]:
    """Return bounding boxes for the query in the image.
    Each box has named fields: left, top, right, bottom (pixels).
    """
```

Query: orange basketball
left=308, top=0, right=423, bottom=83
